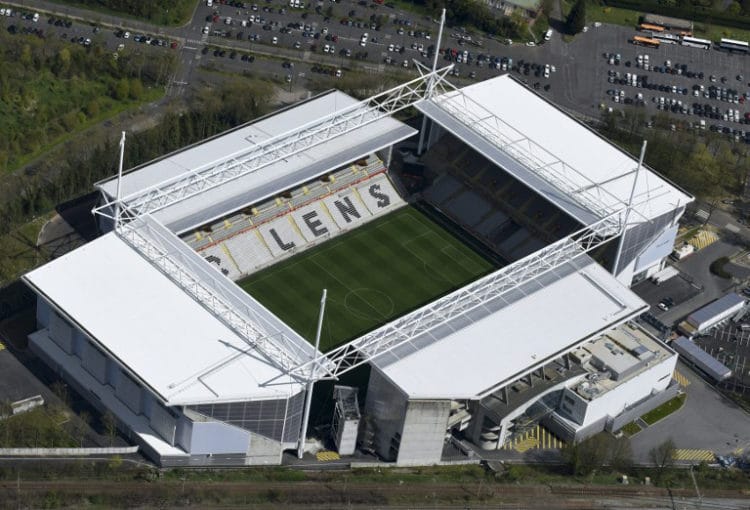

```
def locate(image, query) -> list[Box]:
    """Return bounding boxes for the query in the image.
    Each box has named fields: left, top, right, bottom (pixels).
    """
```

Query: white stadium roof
left=98, top=90, right=416, bottom=234
left=371, top=254, right=647, bottom=399
left=416, top=75, right=692, bottom=226
left=24, top=233, right=307, bottom=406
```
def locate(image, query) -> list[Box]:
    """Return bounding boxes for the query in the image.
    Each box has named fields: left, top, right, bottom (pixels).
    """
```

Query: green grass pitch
left=238, top=206, right=497, bottom=352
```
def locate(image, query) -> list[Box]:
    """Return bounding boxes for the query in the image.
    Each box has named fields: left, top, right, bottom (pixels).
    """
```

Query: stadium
left=22, top=69, right=692, bottom=467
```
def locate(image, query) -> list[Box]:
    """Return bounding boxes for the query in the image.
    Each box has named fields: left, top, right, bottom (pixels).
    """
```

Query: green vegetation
left=561, top=433, right=633, bottom=476
left=239, top=206, right=495, bottom=351
left=414, top=0, right=530, bottom=39
left=567, top=0, right=587, bottom=34
left=602, top=0, right=750, bottom=33
left=619, top=421, right=642, bottom=437
left=0, top=407, right=76, bottom=448
left=0, top=78, right=273, bottom=239
left=641, top=394, right=686, bottom=425
left=709, top=256, right=732, bottom=279
left=0, top=460, right=749, bottom=507
left=597, top=110, right=750, bottom=200
left=589, top=3, right=640, bottom=26
left=50, top=0, right=197, bottom=25
left=0, top=214, right=52, bottom=285
left=0, top=26, right=175, bottom=173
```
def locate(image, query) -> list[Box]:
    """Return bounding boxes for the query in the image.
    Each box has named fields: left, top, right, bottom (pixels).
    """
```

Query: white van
left=544, top=29, right=552, bottom=41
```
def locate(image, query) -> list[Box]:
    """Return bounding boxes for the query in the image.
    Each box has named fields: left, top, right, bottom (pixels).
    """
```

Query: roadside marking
left=501, top=425, right=564, bottom=452
left=689, top=229, right=719, bottom=250
left=673, top=449, right=714, bottom=462
left=726, top=223, right=740, bottom=233
left=673, top=370, right=690, bottom=387
left=316, top=450, right=340, bottom=461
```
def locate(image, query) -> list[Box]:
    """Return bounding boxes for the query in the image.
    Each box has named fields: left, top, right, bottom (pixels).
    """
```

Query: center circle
left=344, top=288, right=395, bottom=321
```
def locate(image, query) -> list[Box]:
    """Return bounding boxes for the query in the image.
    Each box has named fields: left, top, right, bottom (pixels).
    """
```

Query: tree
left=562, top=433, right=610, bottom=476
left=102, top=411, right=117, bottom=446
left=566, top=0, right=586, bottom=35
left=129, top=78, right=144, bottom=100
left=75, top=410, right=91, bottom=447
left=113, top=78, right=130, bottom=100
left=608, top=436, right=633, bottom=472
left=649, top=438, right=676, bottom=482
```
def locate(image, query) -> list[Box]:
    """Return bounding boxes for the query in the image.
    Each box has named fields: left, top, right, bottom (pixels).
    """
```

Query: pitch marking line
left=310, top=258, right=391, bottom=322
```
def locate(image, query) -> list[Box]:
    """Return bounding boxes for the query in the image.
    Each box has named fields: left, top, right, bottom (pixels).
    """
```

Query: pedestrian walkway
left=316, top=450, right=340, bottom=462
left=689, top=230, right=719, bottom=250
left=673, top=449, right=715, bottom=462
left=673, top=370, right=690, bottom=387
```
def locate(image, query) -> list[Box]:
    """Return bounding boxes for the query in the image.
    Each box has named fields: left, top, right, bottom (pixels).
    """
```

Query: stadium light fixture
left=612, top=140, right=647, bottom=276
left=298, top=288, right=327, bottom=459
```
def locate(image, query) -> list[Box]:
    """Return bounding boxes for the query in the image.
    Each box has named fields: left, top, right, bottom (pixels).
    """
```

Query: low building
left=679, top=293, right=745, bottom=337
left=642, top=13, right=694, bottom=32
left=672, top=336, right=732, bottom=382
left=485, top=0, right=541, bottom=19
left=472, top=323, right=678, bottom=446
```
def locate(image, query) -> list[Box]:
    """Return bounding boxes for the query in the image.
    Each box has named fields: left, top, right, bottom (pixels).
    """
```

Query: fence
left=0, top=446, right=139, bottom=456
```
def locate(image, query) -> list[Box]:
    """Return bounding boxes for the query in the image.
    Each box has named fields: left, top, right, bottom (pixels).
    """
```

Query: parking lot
left=4, top=0, right=750, bottom=133
left=695, top=318, right=750, bottom=387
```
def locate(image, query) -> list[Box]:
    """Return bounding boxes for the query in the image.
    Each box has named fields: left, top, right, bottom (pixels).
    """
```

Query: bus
left=639, top=23, right=665, bottom=32
left=651, top=31, right=680, bottom=44
left=632, top=35, right=661, bottom=48
left=681, top=36, right=711, bottom=50
left=720, top=38, right=749, bottom=53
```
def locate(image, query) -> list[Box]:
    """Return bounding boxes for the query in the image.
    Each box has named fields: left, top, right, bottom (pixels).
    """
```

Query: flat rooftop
left=371, top=254, right=648, bottom=399
left=24, top=233, right=307, bottom=406
left=417, top=75, right=692, bottom=226
left=688, top=292, right=745, bottom=327
left=573, top=323, right=673, bottom=400
left=98, top=90, right=416, bottom=234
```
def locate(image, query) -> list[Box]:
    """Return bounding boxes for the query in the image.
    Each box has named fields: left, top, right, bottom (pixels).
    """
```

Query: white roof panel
left=418, top=75, right=692, bottom=225
left=24, top=233, right=305, bottom=406
left=98, top=91, right=416, bottom=233
left=372, top=256, right=647, bottom=399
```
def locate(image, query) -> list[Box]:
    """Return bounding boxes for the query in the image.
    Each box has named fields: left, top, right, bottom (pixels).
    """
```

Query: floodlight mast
left=298, top=289, right=327, bottom=459
left=612, top=140, right=647, bottom=276
left=113, top=131, right=126, bottom=227
left=417, top=8, right=446, bottom=155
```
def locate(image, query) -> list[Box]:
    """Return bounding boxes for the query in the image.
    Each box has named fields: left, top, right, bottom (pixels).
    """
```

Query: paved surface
left=629, top=361, right=750, bottom=462
left=0, top=348, right=50, bottom=405
left=695, top=320, right=750, bottom=387
left=660, top=239, right=740, bottom=324
left=632, top=274, right=702, bottom=323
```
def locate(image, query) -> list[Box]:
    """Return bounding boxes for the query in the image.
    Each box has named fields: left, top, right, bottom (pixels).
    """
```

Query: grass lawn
left=586, top=2, right=750, bottom=42
left=48, top=0, right=198, bottom=26
left=619, top=421, right=642, bottom=437
left=641, top=394, right=686, bottom=425
left=694, top=22, right=750, bottom=45
left=588, top=3, right=640, bottom=28
left=239, top=206, right=496, bottom=351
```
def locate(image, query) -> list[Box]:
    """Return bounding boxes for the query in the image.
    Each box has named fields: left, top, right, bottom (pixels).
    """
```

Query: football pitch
left=238, top=206, right=497, bottom=352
